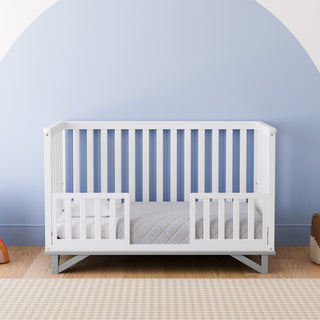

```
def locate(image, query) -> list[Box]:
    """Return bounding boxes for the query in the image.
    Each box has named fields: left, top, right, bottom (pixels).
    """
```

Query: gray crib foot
left=231, top=255, right=268, bottom=274
left=51, top=255, right=60, bottom=274
left=51, top=255, right=88, bottom=274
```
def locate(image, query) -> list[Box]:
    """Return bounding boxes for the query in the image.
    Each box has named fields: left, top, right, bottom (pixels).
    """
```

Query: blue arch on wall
left=0, top=0, right=319, bottom=244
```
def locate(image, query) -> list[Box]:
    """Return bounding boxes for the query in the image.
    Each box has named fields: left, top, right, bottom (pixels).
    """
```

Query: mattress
left=57, top=201, right=262, bottom=244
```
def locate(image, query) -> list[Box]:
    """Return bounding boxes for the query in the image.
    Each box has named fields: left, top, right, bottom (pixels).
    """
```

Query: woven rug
left=1, top=278, right=320, bottom=320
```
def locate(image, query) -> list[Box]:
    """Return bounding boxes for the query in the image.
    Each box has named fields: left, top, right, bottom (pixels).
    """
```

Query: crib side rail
left=189, top=192, right=272, bottom=251
left=50, top=193, right=130, bottom=247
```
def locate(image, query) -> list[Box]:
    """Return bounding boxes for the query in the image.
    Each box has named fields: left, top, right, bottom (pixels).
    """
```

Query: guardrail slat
left=80, top=199, right=86, bottom=240
left=110, top=198, right=116, bottom=240
left=218, top=198, right=225, bottom=240
left=95, top=199, right=101, bottom=240
left=203, top=198, right=210, bottom=240
left=65, top=199, right=72, bottom=240
left=233, top=199, right=240, bottom=240
left=248, top=198, right=255, bottom=240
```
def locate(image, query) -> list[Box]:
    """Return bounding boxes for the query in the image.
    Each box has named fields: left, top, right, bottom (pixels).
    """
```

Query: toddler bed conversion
left=44, top=121, right=276, bottom=274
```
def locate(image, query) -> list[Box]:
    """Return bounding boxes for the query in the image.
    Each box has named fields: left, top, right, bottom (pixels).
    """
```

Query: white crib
left=44, top=121, right=276, bottom=274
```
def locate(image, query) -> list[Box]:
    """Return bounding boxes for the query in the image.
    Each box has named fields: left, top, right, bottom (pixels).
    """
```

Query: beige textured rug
left=1, top=278, right=320, bottom=320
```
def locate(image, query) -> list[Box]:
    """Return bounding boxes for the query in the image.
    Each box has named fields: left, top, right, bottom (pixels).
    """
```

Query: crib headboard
left=44, top=121, right=276, bottom=202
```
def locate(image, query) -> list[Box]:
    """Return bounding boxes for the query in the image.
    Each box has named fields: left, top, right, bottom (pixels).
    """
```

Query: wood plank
left=0, top=247, right=43, bottom=278
left=3, top=246, right=320, bottom=278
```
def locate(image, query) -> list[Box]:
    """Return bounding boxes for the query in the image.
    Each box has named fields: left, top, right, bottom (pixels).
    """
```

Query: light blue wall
left=0, top=0, right=319, bottom=245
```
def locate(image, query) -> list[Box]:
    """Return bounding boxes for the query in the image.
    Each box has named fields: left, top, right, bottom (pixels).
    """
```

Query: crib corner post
left=52, top=255, right=60, bottom=274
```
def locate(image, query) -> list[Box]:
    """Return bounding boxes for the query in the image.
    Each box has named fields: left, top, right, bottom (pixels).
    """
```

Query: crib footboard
left=189, top=193, right=273, bottom=253
left=47, top=193, right=130, bottom=252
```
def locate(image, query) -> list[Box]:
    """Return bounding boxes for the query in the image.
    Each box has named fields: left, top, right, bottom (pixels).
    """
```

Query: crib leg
left=231, top=255, right=268, bottom=274
left=51, top=255, right=60, bottom=274
left=51, top=255, right=88, bottom=274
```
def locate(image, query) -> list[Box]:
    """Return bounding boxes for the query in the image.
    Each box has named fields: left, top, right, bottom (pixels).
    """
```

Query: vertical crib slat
left=198, top=129, right=205, bottom=193
left=212, top=130, right=219, bottom=193
left=124, top=198, right=130, bottom=242
left=52, top=198, right=57, bottom=241
left=87, top=129, right=94, bottom=193
left=226, top=129, right=233, bottom=193
left=190, top=197, right=196, bottom=242
left=233, top=198, right=240, bottom=240
left=115, top=129, right=122, bottom=193
left=73, top=129, right=80, bottom=193
left=248, top=198, right=255, bottom=240
left=95, top=199, right=101, bottom=240
left=143, top=129, right=149, bottom=202
left=65, top=199, right=72, bottom=240
left=101, top=129, right=108, bottom=193
left=80, top=199, right=86, bottom=239
left=170, top=129, right=177, bottom=202
left=203, top=198, right=210, bottom=240
left=110, top=198, right=116, bottom=240
left=218, top=198, right=225, bottom=240
left=184, top=129, right=191, bottom=201
left=156, top=129, right=163, bottom=202
left=129, top=129, right=135, bottom=201
left=240, top=129, right=247, bottom=193
left=254, top=130, right=258, bottom=192
left=62, top=129, right=66, bottom=192
left=262, top=198, right=268, bottom=241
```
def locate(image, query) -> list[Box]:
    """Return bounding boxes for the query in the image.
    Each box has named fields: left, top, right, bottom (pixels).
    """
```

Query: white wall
left=0, top=0, right=57, bottom=62
left=257, top=0, right=320, bottom=72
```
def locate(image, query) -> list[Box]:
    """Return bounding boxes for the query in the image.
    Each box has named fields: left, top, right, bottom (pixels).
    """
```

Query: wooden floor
left=0, top=246, right=319, bottom=278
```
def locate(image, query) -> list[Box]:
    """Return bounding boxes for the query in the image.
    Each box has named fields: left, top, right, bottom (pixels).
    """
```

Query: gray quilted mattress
left=57, top=201, right=262, bottom=243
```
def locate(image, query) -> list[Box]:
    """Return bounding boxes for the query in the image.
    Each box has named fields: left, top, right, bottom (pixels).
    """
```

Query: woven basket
left=0, top=238, right=10, bottom=264
left=310, top=213, right=320, bottom=265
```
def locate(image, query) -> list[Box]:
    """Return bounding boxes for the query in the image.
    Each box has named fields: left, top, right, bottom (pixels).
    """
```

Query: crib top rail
left=44, top=121, right=276, bottom=135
